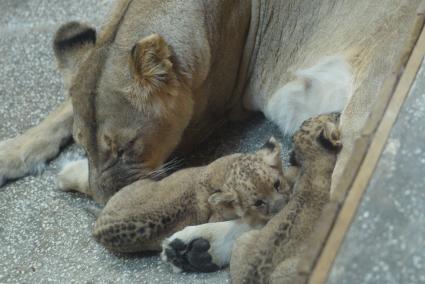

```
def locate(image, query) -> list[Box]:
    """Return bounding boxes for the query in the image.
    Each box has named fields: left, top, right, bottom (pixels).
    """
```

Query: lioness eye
left=255, top=200, right=266, bottom=207
left=273, top=180, right=280, bottom=191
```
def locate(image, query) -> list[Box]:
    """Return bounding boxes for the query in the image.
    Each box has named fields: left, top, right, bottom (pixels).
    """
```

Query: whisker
left=146, top=157, right=184, bottom=180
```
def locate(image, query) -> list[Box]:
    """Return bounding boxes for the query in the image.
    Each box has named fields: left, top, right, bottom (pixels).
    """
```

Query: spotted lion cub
left=91, top=137, right=292, bottom=265
left=230, top=113, right=341, bottom=283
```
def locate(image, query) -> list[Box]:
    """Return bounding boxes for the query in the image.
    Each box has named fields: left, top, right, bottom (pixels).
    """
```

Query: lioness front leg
left=161, top=220, right=252, bottom=273
left=0, top=100, right=73, bottom=186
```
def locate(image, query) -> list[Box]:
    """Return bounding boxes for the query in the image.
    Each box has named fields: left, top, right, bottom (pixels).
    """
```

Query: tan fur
left=230, top=113, right=341, bottom=284
left=49, top=0, right=251, bottom=203
left=126, top=34, right=189, bottom=115
left=63, top=0, right=422, bottom=202
left=0, top=1, right=421, bottom=204
left=0, top=100, right=73, bottom=186
left=92, top=138, right=291, bottom=253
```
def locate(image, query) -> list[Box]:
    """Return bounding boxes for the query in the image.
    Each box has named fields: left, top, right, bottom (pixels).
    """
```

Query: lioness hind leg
left=57, top=158, right=89, bottom=195
left=0, top=100, right=73, bottom=186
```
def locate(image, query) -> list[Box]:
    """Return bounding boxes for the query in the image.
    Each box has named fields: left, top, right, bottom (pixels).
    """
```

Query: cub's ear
left=129, top=34, right=176, bottom=94
left=258, top=136, right=283, bottom=170
left=53, top=21, right=96, bottom=72
left=208, top=191, right=236, bottom=206
left=318, top=122, right=342, bottom=151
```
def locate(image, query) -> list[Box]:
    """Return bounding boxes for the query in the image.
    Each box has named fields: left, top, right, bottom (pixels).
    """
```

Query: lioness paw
left=57, top=159, right=89, bottom=194
left=161, top=224, right=226, bottom=273
left=161, top=221, right=250, bottom=273
left=162, top=237, right=219, bottom=273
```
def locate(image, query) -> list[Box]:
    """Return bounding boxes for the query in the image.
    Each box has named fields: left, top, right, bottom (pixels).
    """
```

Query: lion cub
left=230, top=113, right=341, bottom=283
left=92, top=137, right=291, bottom=256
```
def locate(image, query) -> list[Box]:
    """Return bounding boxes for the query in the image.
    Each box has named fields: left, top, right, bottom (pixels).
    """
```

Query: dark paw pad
left=165, top=238, right=220, bottom=273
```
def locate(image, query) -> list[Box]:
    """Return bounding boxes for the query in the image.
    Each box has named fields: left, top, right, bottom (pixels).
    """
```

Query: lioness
left=0, top=0, right=421, bottom=204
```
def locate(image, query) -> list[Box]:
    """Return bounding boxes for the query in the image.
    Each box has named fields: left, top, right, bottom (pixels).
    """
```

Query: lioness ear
left=129, top=34, right=176, bottom=94
left=53, top=21, right=96, bottom=73
left=318, top=122, right=342, bottom=151
left=208, top=191, right=236, bottom=206
left=259, top=136, right=283, bottom=170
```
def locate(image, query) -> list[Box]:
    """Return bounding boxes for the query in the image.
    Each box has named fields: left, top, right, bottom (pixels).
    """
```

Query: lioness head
left=53, top=22, right=193, bottom=203
left=208, top=137, right=292, bottom=226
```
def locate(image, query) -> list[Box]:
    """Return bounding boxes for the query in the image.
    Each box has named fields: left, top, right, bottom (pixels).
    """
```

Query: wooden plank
left=308, top=7, right=425, bottom=284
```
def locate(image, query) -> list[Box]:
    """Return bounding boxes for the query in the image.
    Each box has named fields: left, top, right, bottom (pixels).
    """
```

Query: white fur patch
left=265, top=56, right=353, bottom=134
left=57, top=158, right=89, bottom=194
left=30, top=162, right=47, bottom=175
left=161, top=220, right=253, bottom=272
left=57, top=152, right=86, bottom=170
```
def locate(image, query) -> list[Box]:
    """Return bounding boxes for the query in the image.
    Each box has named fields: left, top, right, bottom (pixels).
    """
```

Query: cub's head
left=208, top=137, right=292, bottom=226
left=291, top=113, right=342, bottom=165
left=53, top=22, right=193, bottom=203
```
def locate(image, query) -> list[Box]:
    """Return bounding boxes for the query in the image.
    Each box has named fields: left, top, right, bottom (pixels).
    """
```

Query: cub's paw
left=161, top=224, right=226, bottom=273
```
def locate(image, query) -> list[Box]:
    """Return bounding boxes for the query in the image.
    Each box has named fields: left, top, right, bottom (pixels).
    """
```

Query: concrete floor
left=0, top=1, right=290, bottom=283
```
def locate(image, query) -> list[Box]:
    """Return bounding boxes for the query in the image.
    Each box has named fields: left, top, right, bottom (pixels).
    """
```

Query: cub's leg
left=0, top=100, right=73, bottom=186
left=93, top=215, right=163, bottom=253
left=230, top=229, right=302, bottom=283
left=269, top=257, right=301, bottom=284
left=161, top=220, right=252, bottom=273
left=91, top=179, right=202, bottom=253
left=57, top=158, right=89, bottom=195
left=92, top=182, right=165, bottom=253
left=229, top=229, right=262, bottom=283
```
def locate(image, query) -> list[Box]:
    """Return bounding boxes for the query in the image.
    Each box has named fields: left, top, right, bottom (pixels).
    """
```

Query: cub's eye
left=254, top=200, right=266, bottom=207
left=273, top=180, right=281, bottom=191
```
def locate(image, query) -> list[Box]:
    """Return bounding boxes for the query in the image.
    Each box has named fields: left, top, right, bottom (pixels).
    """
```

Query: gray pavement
left=328, top=59, right=425, bottom=284
left=0, top=1, right=290, bottom=283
